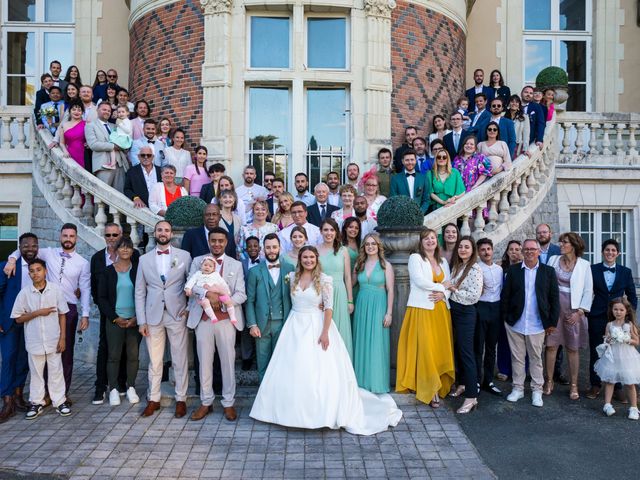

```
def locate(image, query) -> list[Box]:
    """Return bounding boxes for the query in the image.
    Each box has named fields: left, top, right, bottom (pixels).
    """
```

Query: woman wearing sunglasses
left=477, top=121, right=512, bottom=174
left=427, top=150, right=465, bottom=210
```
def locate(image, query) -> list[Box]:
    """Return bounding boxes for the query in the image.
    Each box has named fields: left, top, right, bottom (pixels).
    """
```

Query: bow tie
left=406, top=172, right=416, bottom=177
left=59, top=252, right=71, bottom=259
left=147, top=139, right=155, bottom=144
left=604, top=266, right=616, bottom=273
left=251, top=259, right=260, bottom=265
left=215, top=258, right=223, bottom=265
left=268, top=263, right=280, bottom=269
left=156, top=250, right=169, bottom=255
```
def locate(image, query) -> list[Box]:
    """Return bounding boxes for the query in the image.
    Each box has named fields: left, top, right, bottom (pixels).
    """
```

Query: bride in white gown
left=250, top=246, right=402, bottom=435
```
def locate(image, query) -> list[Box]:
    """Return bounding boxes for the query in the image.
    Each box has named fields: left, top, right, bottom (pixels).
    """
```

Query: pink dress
left=63, top=120, right=86, bottom=168
left=183, top=163, right=210, bottom=197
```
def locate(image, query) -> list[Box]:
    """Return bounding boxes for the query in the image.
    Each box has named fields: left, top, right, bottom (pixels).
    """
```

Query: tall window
left=523, top=0, right=591, bottom=111
left=2, top=0, right=74, bottom=105
left=570, top=209, right=631, bottom=265
left=0, top=212, right=18, bottom=260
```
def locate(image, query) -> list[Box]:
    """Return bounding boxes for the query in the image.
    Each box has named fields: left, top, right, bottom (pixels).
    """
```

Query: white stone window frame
left=0, top=207, right=20, bottom=258
left=521, top=0, right=592, bottom=112
left=569, top=207, right=632, bottom=266
left=246, top=12, right=293, bottom=71
left=304, top=13, right=351, bottom=71
left=1, top=0, right=75, bottom=106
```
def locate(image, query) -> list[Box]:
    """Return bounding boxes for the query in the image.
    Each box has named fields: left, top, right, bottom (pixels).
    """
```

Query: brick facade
left=391, top=2, right=466, bottom=149
left=129, top=0, right=205, bottom=151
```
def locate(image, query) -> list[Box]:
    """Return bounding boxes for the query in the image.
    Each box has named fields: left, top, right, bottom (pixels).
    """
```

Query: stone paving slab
left=0, top=362, right=495, bottom=479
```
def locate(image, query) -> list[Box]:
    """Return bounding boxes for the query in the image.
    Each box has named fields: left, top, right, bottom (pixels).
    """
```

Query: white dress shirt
left=478, top=261, right=503, bottom=302
left=267, top=260, right=281, bottom=285
left=141, top=165, right=159, bottom=199
left=328, top=192, right=341, bottom=207
left=512, top=262, right=544, bottom=335
left=155, top=245, right=172, bottom=278
left=405, top=172, right=416, bottom=199
left=278, top=222, right=322, bottom=253
left=21, top=258, right=32, bottom=289
left=236, top=184, right=269, bottom=224
left=603, top=261, right=617, bottom=291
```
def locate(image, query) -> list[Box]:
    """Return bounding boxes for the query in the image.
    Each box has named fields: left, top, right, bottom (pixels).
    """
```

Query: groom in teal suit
left=389, top=149, right=431, bottom=214
left=246, top=233, right=294, bottom=380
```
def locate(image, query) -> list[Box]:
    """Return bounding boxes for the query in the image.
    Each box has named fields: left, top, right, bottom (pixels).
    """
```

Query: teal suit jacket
left=389, top=171, right=431, bottom=214
left=245, top=262, right=294, bottom=331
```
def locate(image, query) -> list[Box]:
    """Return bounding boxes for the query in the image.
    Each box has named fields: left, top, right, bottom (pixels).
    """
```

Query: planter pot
left=376, top=226, right=423, bottom=374
left=547, top=85, right=569, bottom=112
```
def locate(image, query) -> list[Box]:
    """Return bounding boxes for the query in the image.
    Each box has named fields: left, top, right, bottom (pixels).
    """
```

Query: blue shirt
left=603, top=262, right=616, bottom=291
left=115, top=270, right=135, bottom=319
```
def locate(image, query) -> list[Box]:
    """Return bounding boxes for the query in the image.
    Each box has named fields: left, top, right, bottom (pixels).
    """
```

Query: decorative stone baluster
left=601, top=123, right=612, bottom=155
left=71, top=184, right=83, bottom=217
left=575, top=123, right=586, bottom=157
left=562, top=122, right=573, bottom=154
left=518, top=174, right=528, bottom=206
left=62, top=178, right=73, bottom=208
left=48, top=164, right=59, bottom=187
left=526, top=168, right=537, bottom=197
left=82, top=192, right=94, bottom=224
left=14, top=117, right=27, bottom=149
left=459, top=214, right=471, bottom=237
left=95, top=201, right=108, bottom=236
left=498, top=189, right=510, bottom=223
left=615, top=123, right=626, bottom=157
left=509, top=180, right=520, bottom=214
left=473, top=206, right=486, bottom=237
left=486, top=194, right=499, bottom=232
left=1, top=117, right=11, bottom=149
left=55, top=171, right=65, bottom=200
left=128, top=218, right=140, bottom=246
left=113, top=211, right=122, bottom=228
left=629, top=124, right=638, bottom=160
left=588, top=123, right=600, bottom=154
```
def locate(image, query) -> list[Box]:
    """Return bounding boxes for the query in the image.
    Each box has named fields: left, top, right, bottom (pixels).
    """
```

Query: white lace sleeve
left=321, top=274, right=334, bottom=311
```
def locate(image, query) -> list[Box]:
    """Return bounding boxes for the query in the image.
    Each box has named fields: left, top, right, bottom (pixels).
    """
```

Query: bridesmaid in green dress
left=352, top=234, right=394, bottom=393
left=280, top=225, right=307, bottom=269
left=318, top=218, right=355, bottom=361
left=341, top=217, right=361, bottom=302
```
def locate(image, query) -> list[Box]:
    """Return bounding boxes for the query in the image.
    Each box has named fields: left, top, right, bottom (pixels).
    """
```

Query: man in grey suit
left=135, top=220, right=192, bottom=418
left=85, top=102, right=129, bottom=192
left=187, top=227, right=246, bottom=422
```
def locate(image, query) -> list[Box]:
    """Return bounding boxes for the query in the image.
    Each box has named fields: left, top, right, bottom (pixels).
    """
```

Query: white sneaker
left=109, top=388, right=121, bottom=406
left=126, top=387, right=140, bottom=405
left=506, top=389, right=525, bottom=403
left=628, top=407, right=639, bottom=420
left=603, top=403, right=615, bottom=416
left=532, top=391, right=543, bottom=407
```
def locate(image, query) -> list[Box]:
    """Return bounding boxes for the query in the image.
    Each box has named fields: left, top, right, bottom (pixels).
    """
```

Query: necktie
left=604, top=267, right=616, bottom=273
left=454, top=132, right=460, bottom=151
left=104, top=123, right=111, bottom=134
left=156, top=250, right=169, bottom=255
left=406, top=173, right=415, bottom=177
left=215, top=258, right=223, bottom=266
left=320, top=204, right=326, bottom=219
left=268, top=263, right=281, bottom=270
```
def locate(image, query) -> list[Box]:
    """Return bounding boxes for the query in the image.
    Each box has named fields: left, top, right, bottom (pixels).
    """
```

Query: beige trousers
left=505, top=324, right=546, bottom=392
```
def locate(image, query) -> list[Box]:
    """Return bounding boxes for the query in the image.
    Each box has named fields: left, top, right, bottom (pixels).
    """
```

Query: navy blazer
left=181, top=226, right=211, bottom=259
left=393, top=143, right=411, bottom=173
left=466, top=86, right=495, bottom=108
left=589, top=263, right=637, bottom=318
left=469, top=110, right=492, bottom=142
left=0, top=259, right=24, bottom=332
left=443, top=129, right=470, bottom=160
left=390, top=172, right=431, bottom=214
left=266, top=197, right=276, bottom=218
left=199, top=182, right=216, bottom=204
left=524, top=102, right=546, bottom=144
left=495, top=117, right=517, bottom=158
left=307, top=202, right=339, bottom=228
left=123, top=164, right=161, bottom=207
left=540, top=243, right=561, bottom=264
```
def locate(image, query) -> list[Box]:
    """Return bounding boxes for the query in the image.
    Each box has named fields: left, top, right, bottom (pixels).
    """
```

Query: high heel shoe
left=456, top=399, right=478, bottom=414
left=449, top=385, right=466, bottom=398
left=569, top=384, right=580, bottom=400
left=429, top=394, right=441, bottom=409
left=543, top=380, right=554, bottom=396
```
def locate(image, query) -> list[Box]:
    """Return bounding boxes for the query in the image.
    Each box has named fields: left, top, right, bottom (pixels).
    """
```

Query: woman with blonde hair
left=427, top=150, right=465, bottom=210
left=271, top=192, right=294, bottom=230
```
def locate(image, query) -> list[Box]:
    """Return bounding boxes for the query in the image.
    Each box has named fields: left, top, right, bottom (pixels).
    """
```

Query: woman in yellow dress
left=396, top=228, right=455, bottom=407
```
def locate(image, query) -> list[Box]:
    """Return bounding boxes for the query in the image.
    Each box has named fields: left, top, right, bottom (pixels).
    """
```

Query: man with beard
left=293, top=172, right=315, bottom=206
left=246, top=234, right=293, bottom=380
left=0, top=233, right=39, bottom=422
left=354, top=196, right=378, bottom=239
left=5, top=224, right=90, bottom=404
left=346, top=163, right=361, bottom=192
left=135, top=221, right=191, bottom=418
left=187, top=227, right=246, bottom=421
left=326, top=171, right=342, bottom=207
left=536, top=223, right=560, bottom=265
left=267, top=178, right=285, bottom=218
left=236, top=165, right=269, bottom=225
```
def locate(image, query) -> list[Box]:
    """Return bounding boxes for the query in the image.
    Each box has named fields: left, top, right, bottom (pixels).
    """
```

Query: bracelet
left=348, top=301, right=354, bottom=305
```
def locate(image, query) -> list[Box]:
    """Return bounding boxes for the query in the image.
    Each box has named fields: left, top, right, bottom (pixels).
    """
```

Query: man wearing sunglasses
left=488, top=98, right=516, bottom=157
left=124, top=146, right=162, bottom=209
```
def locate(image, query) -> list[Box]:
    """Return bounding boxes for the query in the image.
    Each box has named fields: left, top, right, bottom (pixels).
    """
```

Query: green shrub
left=376, top=196, right=424, bottom=228
left=165, top=196, right=207, bottom=227
left=536, top=66, right=568, bottom=88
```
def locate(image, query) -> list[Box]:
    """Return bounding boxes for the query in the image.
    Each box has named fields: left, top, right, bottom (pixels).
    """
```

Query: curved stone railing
left=424, top=118, right=558, bottom=242
left=32, top=126, right=161, bottom=250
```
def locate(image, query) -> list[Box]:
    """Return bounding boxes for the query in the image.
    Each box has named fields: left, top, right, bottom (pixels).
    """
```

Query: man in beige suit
left=187, top=227, right=246, bottom=422
left=135, top=221, right=191, bottom=418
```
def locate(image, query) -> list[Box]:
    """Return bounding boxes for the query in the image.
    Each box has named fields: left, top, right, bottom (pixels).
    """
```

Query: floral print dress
left=452, top=153, right=493, bottom=191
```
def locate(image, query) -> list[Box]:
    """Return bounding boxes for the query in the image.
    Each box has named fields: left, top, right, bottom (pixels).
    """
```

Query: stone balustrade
left=557, top=112, right=640, bottom=165
left=423, top=117, right=557, bottom=242
left=32, top=125, right=161, bottom=250
left=0, top=106, right=32, bottom=160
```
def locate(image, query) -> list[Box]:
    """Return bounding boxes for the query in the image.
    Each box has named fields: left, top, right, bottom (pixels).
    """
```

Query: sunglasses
left=487, top=128, right=498, bottom=132
left=436, top=155, right=448, bottom=159
left=107, top=74, right=117, bottom=78
left=139, top=154, right=153, bottom=158
left=104, top=233, right=120, bottom=238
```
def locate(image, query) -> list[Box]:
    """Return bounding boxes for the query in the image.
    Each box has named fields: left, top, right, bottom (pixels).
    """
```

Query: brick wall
left=129, top=0, right=205, bottom=151
left=391, top=2, right=466, bottom=149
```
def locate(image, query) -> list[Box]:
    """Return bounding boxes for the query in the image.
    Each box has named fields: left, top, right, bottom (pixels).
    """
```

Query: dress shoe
left=190, top=404, right=213, bottom=421
left=0, top=396, right=16, bottom=423
left=242, top=359, right=253, bottom=371
left=141, top=401, right=161, bottom=417
left=13, top=387, right=28, bottom=412
left=586, top=386, right=601, bottom=400
left=481, top=383, right=502, bottom=396
left=456, top=399, right=478, bottom=414
left=175, top=401, right=187, bottom=418
left=613, top=390, right=629, bottom=404
left=223, top=406, right=237, bottom=421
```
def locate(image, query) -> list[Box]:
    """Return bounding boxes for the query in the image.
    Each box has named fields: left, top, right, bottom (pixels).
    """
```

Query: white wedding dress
left=250, top=273, right=402, bottom=435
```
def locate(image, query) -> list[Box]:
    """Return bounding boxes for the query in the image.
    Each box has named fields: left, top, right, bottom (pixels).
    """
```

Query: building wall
left=0, top=162, right=32, bottom=244
left=129, top=0, right=205, bottom=149
left=390, top=1, right=466, bottom=148
left=96, top=1, right=131, bottom=86
left=619, top=0, right=640, bottom=112
left=465, top=0, right=501, bottom=86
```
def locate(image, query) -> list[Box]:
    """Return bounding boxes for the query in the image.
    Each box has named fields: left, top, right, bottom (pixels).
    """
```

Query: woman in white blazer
left=396, top=228, right=455, bottom=408
left=148, top=165, right=188, bottom=216
left=544, top=232, right=593, bottom=400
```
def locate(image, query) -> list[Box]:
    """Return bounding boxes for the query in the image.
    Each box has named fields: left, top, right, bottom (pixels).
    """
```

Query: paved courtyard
left=0, top=361, right=494, bottom=480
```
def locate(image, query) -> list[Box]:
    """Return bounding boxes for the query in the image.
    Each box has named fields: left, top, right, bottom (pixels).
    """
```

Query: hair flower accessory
left=358, top=166, right=379, bottom=191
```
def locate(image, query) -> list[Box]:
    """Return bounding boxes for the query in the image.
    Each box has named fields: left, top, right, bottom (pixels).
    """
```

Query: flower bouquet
left=40, top=105, right=58, bottom=119
left=609, top=327, right=631, bottom=345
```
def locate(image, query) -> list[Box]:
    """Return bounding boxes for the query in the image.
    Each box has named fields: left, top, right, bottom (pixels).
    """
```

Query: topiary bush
left=376, top=196, right=424, bottom=229
left=536, top=66, right=568, bottom=88
left=165, top=196, right=207, bottom=227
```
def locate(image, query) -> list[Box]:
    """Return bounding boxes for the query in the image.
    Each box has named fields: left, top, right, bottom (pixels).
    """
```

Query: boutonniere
left=171, top=257, right=184, bottom=270
left=284, top=275, right=290, bottom=285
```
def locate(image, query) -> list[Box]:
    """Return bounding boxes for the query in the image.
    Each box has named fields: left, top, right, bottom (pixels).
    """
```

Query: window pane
left=251, top=17, right=290, bottom=68
left=524, top=40, right=552, bottom=83
left=7, top=76, right=36, bottom=105
left=45, top=0, right=74, bottom=22
left=307, top=18, right=346, bottom=69
left=0, top=214, right=18, bottom=240
left=567, top=84, right=586, bottom=111
left=560, top=41, right=586, bottom=82
left=524, top=0, right=551, bottom=30
left=560, top=0, right=586, bottom=30
left=44, top=32, right=73, bottom=76
left=8, top=0, right=36, bottom=21
left=7, top=32, right=36, bottom=75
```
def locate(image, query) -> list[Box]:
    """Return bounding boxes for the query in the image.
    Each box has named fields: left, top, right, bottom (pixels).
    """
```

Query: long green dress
left=347, top=246, right=359, bottom=302
left=353, top=261, right=390, bottom=393
left=320, top=246, right=353, bottom=362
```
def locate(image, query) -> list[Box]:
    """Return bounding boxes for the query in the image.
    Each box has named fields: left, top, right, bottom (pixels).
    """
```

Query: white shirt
left=328, top=192, right=341, bottom=207
left=247, top=257, right=261, bottom=271
left=603, top=261, right=617, bottom=291
left=21, top=258, right=31, bottom=289
left=105, top=249, right=116, bottom=267
left=405, top=171, right=416, bottom=199
left=141, top=165, right=159, bottom=199
left=512, top=262, right=544, bottom=335
left=294, top=191, right=315, bottom=206
left=478, top=261, right=503, bottom=302
left=359, top=217, right=378, bottom=239
left=11, top=282, right=70, bottom=355
left=236, top=183, right=269, bottom=224
left=279, top=222, right=322, bottom=253
left=155, top=245, right=172, bottom=278
left=267, top=260, right=280, bottom=285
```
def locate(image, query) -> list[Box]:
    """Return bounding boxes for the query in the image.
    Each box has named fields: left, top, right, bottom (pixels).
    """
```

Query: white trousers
left=28, top=352, right=66, bottom=407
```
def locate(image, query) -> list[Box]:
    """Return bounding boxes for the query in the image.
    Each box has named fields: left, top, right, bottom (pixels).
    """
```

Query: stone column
left=363, top=0, right=396, bottom=168
left=200, top=0, right=233, bottom=168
